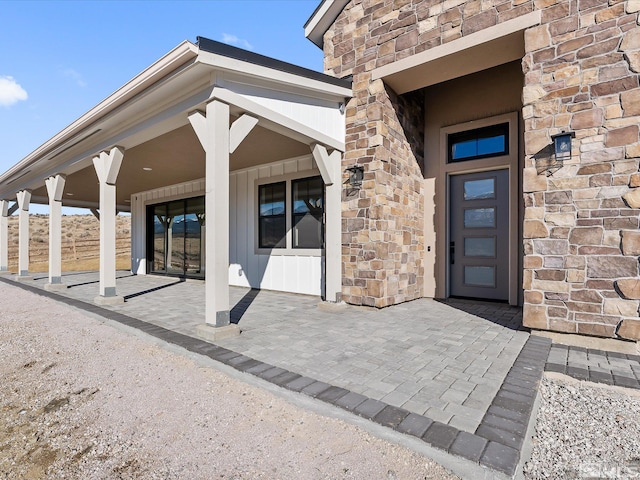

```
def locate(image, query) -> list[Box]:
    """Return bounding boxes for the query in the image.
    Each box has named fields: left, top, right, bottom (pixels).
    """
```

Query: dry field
left=5, top=214, right=131, bottom=273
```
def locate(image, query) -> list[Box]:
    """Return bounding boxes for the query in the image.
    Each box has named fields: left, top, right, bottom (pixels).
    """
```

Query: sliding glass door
left=147, top=196, right=205, bottom=278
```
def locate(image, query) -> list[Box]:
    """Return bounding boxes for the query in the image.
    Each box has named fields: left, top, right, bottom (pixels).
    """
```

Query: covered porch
left=0, top=38, right=351, bottom=339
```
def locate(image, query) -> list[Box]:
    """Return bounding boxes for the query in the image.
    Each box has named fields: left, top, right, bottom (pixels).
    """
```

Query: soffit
left=29, top=123, right=309, bottom=209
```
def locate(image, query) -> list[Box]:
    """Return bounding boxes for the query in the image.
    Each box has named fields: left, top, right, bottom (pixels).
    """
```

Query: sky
left=0, top=0, right=324, bottom=213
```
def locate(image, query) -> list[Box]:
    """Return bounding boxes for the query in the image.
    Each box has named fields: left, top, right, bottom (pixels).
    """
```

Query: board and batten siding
left=130, top=155, right=323, bottom=296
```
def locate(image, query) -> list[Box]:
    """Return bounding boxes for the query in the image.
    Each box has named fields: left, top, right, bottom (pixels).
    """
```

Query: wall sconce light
left=551, top=131, right=575, bottom=163
left=346, top=165, right=364, bottom=188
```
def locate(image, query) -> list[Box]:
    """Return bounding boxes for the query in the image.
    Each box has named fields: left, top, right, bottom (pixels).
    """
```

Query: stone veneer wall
left=324, top=0, right=540, bottom=307
left=522, top=0, right=640, bottom=340
left=324, top=0, right=640, bottom=338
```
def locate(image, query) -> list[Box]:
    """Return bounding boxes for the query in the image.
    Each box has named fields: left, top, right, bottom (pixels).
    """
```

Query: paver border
left=0, top=276, right=550, bottom=477
left=545, top=343, right=640, bottom=390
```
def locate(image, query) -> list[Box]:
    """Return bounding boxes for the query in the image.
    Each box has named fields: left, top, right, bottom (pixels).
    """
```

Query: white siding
left=229, top=156, right=323, bottom=296
left=130, top=157, right=322, bottom=296
left=221, top=80, right=346, bottom=142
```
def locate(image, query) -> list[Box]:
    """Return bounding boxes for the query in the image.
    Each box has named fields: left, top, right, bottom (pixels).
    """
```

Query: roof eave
left=0, top=40, right=199, bottom=186
left=304, top=0, right=350, bottom=49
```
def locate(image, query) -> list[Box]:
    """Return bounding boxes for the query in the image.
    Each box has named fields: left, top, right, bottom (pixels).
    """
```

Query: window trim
left=291, top=176, right=325, bottom=250
left=447, top=122, right=509, bottom=163
left=254, top=171, right=324, bottom=256
left=258, top=181, right=287, bottom=249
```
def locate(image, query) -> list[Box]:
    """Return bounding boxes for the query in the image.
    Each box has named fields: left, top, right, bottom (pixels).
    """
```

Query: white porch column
left=312, top=144, right=343, bottom=303
left=0, top=200, right=9, bottom=274
left=44, top=175, right=67, bottom=291
left=189, top=103, right=256, bottom=340
left=206, top=100, right=231, bottom=327
left=16, top=190, right=31, bottom=280
left=92, top=147, right=124, bottom=305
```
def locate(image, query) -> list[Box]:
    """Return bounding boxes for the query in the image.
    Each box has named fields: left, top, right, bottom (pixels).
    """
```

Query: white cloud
left=62, top=68, right=87, bottom=88
left=221, top=33, right=253, bottom=50
left=0, top=76, right=28, bottom=107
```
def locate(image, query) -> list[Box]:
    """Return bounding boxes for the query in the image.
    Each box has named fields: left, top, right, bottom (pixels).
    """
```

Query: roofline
left=304, top=0, right=350, bottom=49
left=0, top=40, right=199, bottom=185
left=196, top=37, right=351, bottom=89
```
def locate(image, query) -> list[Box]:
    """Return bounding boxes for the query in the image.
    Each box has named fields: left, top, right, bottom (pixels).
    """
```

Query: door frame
left=438, top=112, right=519, bottom=305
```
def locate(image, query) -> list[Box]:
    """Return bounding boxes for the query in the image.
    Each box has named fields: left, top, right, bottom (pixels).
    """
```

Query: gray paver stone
left=374, top=405, right=410, bottom=428
left=480, top=441, right=520, bottom=476
left=270, top=371, right=301, bottom=387
left=354, top=398, right=387, bottom=419
left=257, top=366, right=287, bottom=380
left=301, top=381, right=332, bottom=398
left=334, top=391, right=368, bottom=411
left=422, top=421, right=459, bottom=451
left=476, top=424, right=523, bottom=450
left=396, top=413, right=433, bottom=438
left=449, top=431, right=488, bottom=463
left=283, top=375, right=316, bottom=392
left=316, top=386, right=350, bottom=404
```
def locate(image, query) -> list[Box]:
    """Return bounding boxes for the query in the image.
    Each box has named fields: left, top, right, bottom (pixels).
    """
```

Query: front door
left=449, top=170, right=509, bottom=301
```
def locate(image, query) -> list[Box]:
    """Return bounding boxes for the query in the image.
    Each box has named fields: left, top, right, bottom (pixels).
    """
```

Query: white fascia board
left=0, top=41, right=198, bottom=185
left=30, top=195, right=130, bottom=212
left=209, top=87, right=345, bottom=152
left=196, top=50, right=352, bottom=100
left=304, top=0, right=350, bottom=49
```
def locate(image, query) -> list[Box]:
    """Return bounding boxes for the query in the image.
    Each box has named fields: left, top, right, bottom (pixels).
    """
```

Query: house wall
left=423, top=61, right=524, bottom=300
left=324, top=0, right=640, bottom=339
left=521, top=0, right=640, bottom=340
left=130, top=156, right=323, bottom=296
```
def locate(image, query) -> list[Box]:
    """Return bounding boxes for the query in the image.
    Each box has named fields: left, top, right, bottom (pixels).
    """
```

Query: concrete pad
left=44, top=283, right=68, bottom=291
left=196, top=323, right=240, bottom=341
left=94, top=295, right=125, bottom=306
left=14, top=275, right=33, bottom=282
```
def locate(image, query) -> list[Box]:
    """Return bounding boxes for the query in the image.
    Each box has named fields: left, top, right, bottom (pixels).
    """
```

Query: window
left=258, top=175, right=324, bottom=252
left=292, top=176, right=324, bottom=249
left=448, top=123, right=509, bottom=163
left=146, top=196, right=205, bottom=278
left=259, top=182, right=286, bottom=248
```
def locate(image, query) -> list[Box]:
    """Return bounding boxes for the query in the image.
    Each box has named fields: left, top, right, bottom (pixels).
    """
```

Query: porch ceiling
left=29, top=122, right=309, bottom=209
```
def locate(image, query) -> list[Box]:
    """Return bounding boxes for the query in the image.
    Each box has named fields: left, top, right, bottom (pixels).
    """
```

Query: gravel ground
left=524, top=374, right=640, bottom=479
left=0, top=283, right=457, bottom=480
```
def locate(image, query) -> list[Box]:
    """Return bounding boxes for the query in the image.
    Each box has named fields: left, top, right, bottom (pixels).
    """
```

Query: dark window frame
left=258, top=181, right=287, bottom=249
left=291, top=175, right=325, bottom=249
left=447, top=122, right=509, bottom=163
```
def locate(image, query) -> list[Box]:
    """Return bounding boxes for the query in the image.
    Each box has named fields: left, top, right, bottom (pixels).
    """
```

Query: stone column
left=92, top=147, right=124, bottom=305
left=44, top=175, right=67, bottom=291
left=0, top=200, right=9, bottom=274
left=15, top=190, right=31, bottom=280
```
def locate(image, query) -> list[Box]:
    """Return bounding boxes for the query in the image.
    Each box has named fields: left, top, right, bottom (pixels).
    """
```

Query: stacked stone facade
left=522, top=0, right=640, bottom=340
left=323, top=0, right=640, bottom=339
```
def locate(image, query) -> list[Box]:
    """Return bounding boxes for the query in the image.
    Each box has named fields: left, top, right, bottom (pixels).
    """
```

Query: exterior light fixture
left=142, top=167, right=153, bottom=171
left=551, top=131, right=575, bottom=163
left=346, top=165, right=364, bottom=188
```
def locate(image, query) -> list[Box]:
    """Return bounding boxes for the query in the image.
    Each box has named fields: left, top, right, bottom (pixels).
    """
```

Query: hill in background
left=5, top=214, right=131, bottom=273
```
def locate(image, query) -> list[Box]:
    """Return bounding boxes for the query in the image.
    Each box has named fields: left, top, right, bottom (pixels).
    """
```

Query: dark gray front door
left=449, top=170, right=509, bottom=301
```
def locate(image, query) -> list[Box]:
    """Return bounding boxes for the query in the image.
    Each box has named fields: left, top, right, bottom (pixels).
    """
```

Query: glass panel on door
left=450, top=170, right=509, bottom=301
left=167, top=200, right=185, bottom=274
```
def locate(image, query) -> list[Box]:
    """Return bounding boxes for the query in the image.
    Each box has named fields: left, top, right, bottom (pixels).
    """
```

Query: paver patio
left=18, top=270, right=528, bottom=432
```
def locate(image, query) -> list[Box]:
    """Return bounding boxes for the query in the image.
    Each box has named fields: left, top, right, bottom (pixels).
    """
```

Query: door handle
left=450, top=241, right=455, bottom=264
